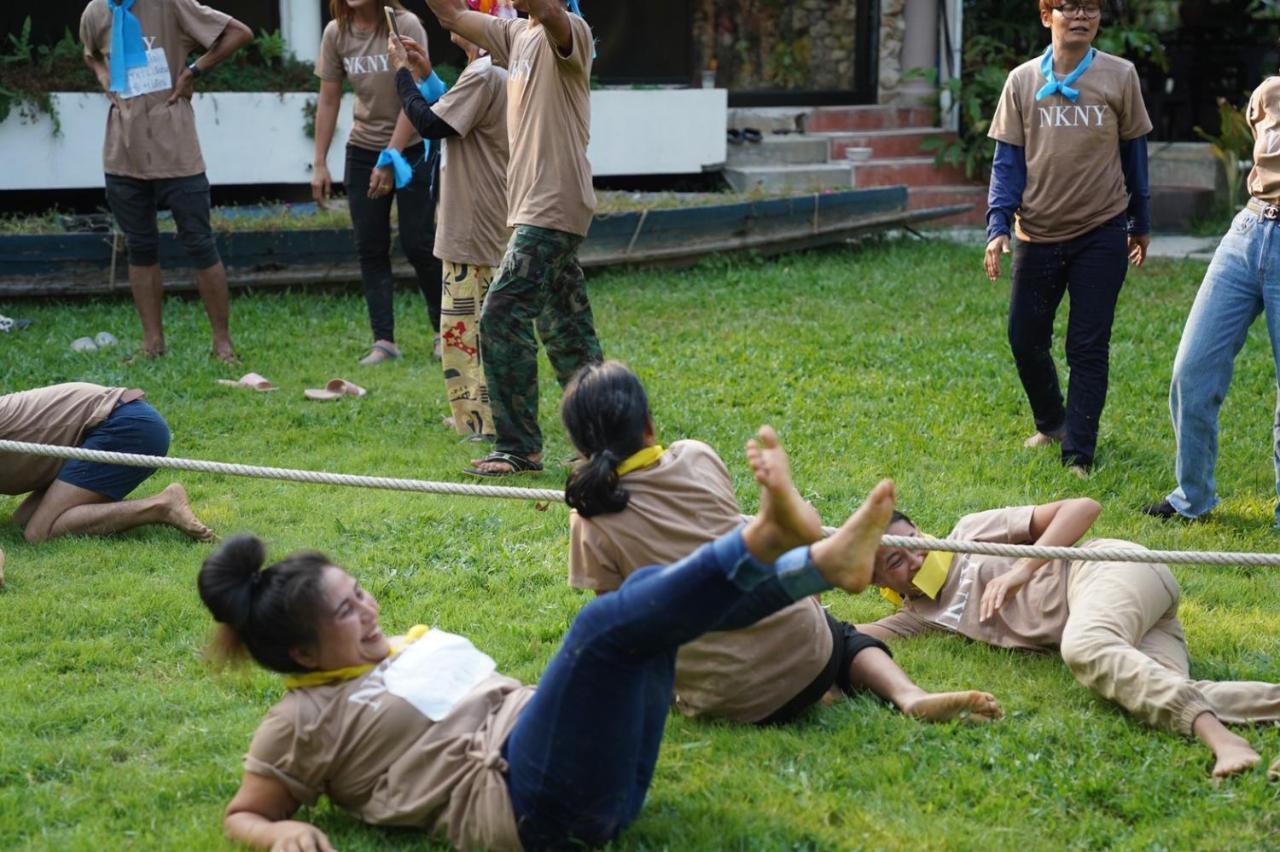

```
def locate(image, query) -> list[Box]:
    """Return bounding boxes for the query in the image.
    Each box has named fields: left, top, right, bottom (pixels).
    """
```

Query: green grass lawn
left=2, top=238, right=1279, bottom=850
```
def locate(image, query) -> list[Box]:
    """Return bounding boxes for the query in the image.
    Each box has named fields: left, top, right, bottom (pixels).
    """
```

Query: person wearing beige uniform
left=79, top=0, right=252, bottom=362
left=388, top=20, right=511, bottom=440
left=199, top=424, right=901, bottom=850
left=861, top=498, right=1280, bottom=780
left=0, top=383, right=214, bottom=564
left=562, top=361, right=1002, bottom=727
left=425, top=0, right=604, bottom=477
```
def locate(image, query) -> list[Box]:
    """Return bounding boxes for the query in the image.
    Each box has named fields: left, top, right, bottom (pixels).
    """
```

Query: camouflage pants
left=441, top=261, right=495, bottom=438
left=480, top=225, right=603, bottom=457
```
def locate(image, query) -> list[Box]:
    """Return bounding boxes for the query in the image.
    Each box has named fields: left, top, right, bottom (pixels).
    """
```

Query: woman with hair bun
left=560, top=361, right=1001, bottom=727
left=198, top=430, right=900, bottom=851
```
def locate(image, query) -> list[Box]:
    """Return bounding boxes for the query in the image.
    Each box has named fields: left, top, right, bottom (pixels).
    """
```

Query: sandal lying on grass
left=304, top=379, right=368, bottom=401
left=216, top=372, right=278, bottom=392
left=463, top=451, right=544, bottom=478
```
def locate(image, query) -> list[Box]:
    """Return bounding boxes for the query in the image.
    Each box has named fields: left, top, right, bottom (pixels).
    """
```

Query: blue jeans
left=502, top=528, right=829, bottom=850
left=1008, top=215, right=1130, bottom=466
left=1167, top=207, right=1280, bottom=523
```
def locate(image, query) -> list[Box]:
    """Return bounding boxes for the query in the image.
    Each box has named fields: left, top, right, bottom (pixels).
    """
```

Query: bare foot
left=212, top=342, right=239, bottom=365
left=1023, top=431, right=1060, bottom=449
left=741, top=426, right=824, bottom=561
left=1194, top=713, right=1260, bottom=780
left=160, top=483, right=216, bottom=542
left=360, top=340, right=401, bottom=366
left=902, top=691, right=1003, bottom=724
left=808, top=479, right=897, bottom=593
left=1211, top=736, right=1260, bottom=780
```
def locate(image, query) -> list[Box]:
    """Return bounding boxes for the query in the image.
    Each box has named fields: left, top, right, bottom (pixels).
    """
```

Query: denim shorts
left=104, top=172, right=220, bottom=269
left=57, top=400, right=171, bottom=500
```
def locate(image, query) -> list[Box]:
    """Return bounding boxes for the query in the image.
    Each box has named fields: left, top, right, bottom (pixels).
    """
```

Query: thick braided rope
left=0, top=440, right=565, bottom=503
left=6, top=440, right=1280, bottom=567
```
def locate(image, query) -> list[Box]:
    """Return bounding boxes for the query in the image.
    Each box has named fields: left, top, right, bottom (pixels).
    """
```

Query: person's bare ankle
left=1194, top=712, right=1261, bottom=779
left=742, top=426, right=822, bottom=562
left=809, top=479, right=896, bottom=593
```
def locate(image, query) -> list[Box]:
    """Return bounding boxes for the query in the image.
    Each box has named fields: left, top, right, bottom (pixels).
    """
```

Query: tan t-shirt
left=316, top=11, right=426, bottom=152
left=869, top=507, right=1076, bottom=651
left=1247, top=76, right=1280, bottom=204
left=245, top=648, right=535, bottom=852
left=431, top=56, right=512, bottom=267
left=80, top=0, right=231, bottom=179
left=474, top=15, right=596, bottom=236
left=0, top=383, right=141, bottom=494
left=568, top=440, right=832, bottom=724
left=989, top=50, right=1152, bottom=243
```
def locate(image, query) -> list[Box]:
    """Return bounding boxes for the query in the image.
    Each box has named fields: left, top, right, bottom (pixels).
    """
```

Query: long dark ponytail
left=561, top=361, right=653, bottom=518
left=197, top=535, right=331, bottom=673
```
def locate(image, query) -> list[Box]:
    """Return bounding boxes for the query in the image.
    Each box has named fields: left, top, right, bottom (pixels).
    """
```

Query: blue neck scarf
left=109, top=0, right=149, bottom=94
left=1035, top=45, right=1095, bottom=102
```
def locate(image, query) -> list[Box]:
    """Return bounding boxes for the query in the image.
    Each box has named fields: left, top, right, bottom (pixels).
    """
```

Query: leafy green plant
left=1195, top=97, right=1254, bottom=215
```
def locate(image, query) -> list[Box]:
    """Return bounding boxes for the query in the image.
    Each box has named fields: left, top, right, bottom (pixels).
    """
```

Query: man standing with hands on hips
left=80, top=0, right=252, bottom=363
left=424, top=0, right=605, bottom=478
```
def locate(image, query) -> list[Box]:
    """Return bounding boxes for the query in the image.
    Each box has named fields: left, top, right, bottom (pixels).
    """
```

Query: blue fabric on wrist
left=375, top=148, right=413, bottom=189
left=418, top=71, right=448, bottom=104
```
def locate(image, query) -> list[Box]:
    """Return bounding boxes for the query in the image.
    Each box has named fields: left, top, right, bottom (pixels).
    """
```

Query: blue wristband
left=375, top=148, right=413, bottom=190
left=418, top=71, right=448, bottom=104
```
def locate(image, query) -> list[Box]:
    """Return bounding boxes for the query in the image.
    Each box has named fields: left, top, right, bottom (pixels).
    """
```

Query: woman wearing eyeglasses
left=983, top=1, right=1152, bottom=476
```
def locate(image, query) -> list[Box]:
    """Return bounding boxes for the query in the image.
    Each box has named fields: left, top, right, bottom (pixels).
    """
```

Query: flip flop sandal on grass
left=463, top=451, right=544, bottom=478
left=217, top=372, right=278, bottom=392
left=304, top=379, right=368, bottom=401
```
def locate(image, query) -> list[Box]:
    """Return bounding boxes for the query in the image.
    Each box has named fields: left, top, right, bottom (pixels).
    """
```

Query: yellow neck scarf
left=615, top=444, right=665, bottom=477
left=879, top=550, right=954, bottom=606
left=283, top=624, right=430, bottom=689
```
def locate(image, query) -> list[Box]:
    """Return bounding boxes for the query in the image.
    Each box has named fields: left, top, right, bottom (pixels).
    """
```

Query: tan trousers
left=440, top=261, right=495, bottom=437
left=1061, top=548, right=1280, bottom=737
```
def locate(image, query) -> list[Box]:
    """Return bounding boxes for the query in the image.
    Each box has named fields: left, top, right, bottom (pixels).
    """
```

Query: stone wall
left=878, top=0, right=907, bottom=102
left=691, top=0, right=861, bottom=91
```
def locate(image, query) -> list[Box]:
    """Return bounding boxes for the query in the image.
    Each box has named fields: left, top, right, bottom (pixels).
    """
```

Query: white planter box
left=0, top=88, right=727, bottom=191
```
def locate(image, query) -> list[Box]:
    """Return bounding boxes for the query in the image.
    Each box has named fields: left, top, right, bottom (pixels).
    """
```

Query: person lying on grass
left=561, top=361, right=1002, bottom=726
left=858, top=499, right=1280, bottom=780
left=199, top=426, right=898, bottom=851
left=0, top=383, right=214, bottom=552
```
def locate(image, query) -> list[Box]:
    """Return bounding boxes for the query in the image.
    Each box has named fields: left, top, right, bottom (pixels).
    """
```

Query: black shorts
left=104, top=172, right=220, bottom=269
left=756, top=612, right=891, bottom=726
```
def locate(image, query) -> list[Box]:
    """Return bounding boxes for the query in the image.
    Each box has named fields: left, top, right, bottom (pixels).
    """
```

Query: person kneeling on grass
left=562, top=361, right=1002, bottom=726
left=0, top=383, right=214, bottom=550
left=859, top=498, right=1280, bottom=780
left=199, top=429, right=898, bottom=851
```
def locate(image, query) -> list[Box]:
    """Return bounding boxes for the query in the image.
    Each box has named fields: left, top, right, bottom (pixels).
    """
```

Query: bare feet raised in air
left=1194, top=713, right=1260, bottom=780
left=160, top=483, right=216, bottom=542
left=742, top=426, right=824, bottom=562
left=809, top=479, right=897, bottom=594
left=902, top=691, right=1003, bottom=724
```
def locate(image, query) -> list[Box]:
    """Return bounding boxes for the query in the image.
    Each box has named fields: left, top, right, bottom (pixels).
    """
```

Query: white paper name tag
left=123, top=48, right=171, bottom=100
left=382, top=629, right=496, bottom=720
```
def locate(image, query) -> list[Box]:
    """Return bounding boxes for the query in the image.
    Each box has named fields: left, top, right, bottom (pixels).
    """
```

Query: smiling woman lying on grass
left=858, top=498, right=1280, bottom=780
left=197, top=426, right=898, bottom=851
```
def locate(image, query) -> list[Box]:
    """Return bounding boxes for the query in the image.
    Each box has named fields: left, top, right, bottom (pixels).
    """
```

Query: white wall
left=279, top=0, right=323, bottom=63
left=0, top=88, right=727, bottom=191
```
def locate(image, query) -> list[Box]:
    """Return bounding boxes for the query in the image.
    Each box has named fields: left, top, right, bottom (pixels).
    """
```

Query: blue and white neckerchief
left=108, top=0, right=149, bottom=93
left=1035, top=45, right=1095, bottom=102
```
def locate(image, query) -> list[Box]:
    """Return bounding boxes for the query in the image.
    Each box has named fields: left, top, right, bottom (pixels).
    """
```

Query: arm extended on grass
left=224, top=772, right=334, bottom=851
left=978, top=498, right=1102, bottom=621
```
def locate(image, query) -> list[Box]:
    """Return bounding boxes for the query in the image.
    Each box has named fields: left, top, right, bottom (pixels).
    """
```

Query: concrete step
left=853, top=156, right=971, bottom=188
left=806, top=106, right=937, bottom=133
left=818, top=128, right=953, bottom=160
left=908, top=185, right=987, bottom=227
left=725, top=135, right=831, bottom=167
left=722, top=162, right=855, bottom=194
